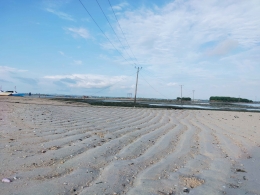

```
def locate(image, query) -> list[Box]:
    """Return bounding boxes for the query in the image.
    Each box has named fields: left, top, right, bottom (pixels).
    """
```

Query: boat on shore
left=0, top=90, right=24, bottom=96
left=0, top=86, right=24, bottom=97
left=9, top=91, right=24, bottom=97
left=0, top=90, right=12, bottom=96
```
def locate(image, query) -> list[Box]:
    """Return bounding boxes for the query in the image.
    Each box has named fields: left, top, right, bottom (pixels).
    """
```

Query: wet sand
left=1, top=97, right=260, bottom=195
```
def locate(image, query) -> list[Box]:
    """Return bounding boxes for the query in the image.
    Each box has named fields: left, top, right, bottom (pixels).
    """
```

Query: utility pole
left=193, top=90, right=195, bottom=102
left=180, top=85, right=183, bottom=104
left=134, top=67, right=142, bottom=106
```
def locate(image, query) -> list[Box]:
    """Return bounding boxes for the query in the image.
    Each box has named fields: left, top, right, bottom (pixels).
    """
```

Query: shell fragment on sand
left=2, top=178, right=11, bottom=183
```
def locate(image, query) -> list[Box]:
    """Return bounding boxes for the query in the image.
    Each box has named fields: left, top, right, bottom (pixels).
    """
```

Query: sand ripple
left=1, top=98, right=260, bottom=195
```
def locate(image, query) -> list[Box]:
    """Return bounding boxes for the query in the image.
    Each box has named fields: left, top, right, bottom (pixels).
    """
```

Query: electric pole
left=134, top=67, right=141, bottom=106
left=180, top=85, right=183, bottom=104
left=193, top=90, right=195, bottom=102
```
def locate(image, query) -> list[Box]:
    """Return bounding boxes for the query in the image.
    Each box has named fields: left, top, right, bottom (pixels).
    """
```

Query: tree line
left=209, top=96, right=252, bottom=102
left=177, top=97, right=191, bottom=101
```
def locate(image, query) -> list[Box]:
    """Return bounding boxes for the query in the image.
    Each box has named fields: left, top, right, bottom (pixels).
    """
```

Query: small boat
left=8, top=91, right=24, bottom=97
left=0, top=90, right=12, bottom=96
left=0, top=86, right=23, bottom=97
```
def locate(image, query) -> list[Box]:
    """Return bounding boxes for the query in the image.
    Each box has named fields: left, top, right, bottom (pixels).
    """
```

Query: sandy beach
left=0, top=97, right=260, bottom=195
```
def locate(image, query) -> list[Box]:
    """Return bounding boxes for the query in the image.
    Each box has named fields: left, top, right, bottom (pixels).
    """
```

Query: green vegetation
left=177, top=97, right=191, bottom=101
left=51, top=98, right=185, bottom=109
left=209, top=96, right=253, bottom=102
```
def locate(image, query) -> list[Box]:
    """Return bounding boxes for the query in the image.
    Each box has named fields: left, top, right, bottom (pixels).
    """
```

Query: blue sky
left=1, top=0, right=260, bottom=100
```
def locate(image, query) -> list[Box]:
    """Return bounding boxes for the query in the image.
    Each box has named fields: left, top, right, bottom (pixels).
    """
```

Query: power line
left=141, top=70, right=169, bottom=85
left=139, top=72, right=169, bottom=99
left=141, top=70, right=177, bottom=99
left=79, top=0, right=185, bottom=100
left=90, top=85, right=113, bottom=97
left=107, top=0, right=139, bottom=64
left=95, top=0, right=135, bottom=65
left=78, top=0, right=133, bottom=66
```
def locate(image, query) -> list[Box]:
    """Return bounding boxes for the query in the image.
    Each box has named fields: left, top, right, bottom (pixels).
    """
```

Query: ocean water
left=149, top=104, right=218, bottom=110
left=149, top=102, right=260, bottom=112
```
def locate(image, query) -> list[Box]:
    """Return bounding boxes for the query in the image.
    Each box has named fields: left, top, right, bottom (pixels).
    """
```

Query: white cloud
left=58, top=52, right=83, bottom=65
left=46, top=8, right=75, bottom=21
left=59, top=51, right=65, bottom=56
left=67, top=27, right=90, bottom=39
left=207, top=39, right=238, bottom=56
left=81, top=18, right=90, bottom=22
left=0, top=66, right=27, bottom=73
left=167, top=82, right=178, bottom=87
left=112, top=2, right=129, bottom=11
left=0, top=66, right=36, bottom=91
left=73, top=60, right=82, bottom=65
left=44, top=74, right=128, bottom=89
left=108, top=0, right=260, bottom=71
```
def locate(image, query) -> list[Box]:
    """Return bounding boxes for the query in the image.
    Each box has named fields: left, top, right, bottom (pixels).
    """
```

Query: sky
left=0, top=0, right=260, bottom=100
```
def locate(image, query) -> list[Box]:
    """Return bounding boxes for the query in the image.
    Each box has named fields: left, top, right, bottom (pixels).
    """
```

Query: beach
left=0, top=97, right=260, bottom=195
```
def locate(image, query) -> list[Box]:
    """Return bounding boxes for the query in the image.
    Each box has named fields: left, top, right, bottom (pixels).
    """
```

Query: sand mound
left=181, top=176, right=204, bottom=188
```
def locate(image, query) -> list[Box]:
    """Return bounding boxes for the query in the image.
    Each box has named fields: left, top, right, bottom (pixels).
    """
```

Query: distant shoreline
left=1, top=96, right=260, bottom=112
left=52, top=97, right=260, bottom=112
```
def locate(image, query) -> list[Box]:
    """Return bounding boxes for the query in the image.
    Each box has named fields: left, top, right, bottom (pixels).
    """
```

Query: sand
left=0, top=97, right=260, bottom=195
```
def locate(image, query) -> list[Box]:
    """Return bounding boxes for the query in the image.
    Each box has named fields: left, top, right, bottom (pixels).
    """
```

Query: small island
left=210, top=96, right=253, bottom=103
left=177, top=97, right=191, bottom=101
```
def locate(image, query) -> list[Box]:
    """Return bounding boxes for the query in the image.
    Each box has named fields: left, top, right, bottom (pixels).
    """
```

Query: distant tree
left=177, top=97, right=191, bottom=101
left=209, top=96, right=252, bottom=102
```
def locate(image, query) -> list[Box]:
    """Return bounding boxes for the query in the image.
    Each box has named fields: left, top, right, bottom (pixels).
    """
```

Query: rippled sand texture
left=1, top=97, right=260, bottom=195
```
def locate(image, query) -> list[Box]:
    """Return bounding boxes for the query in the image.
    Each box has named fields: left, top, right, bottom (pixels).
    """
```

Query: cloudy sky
left=1, top=0, right=260, bottom=100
